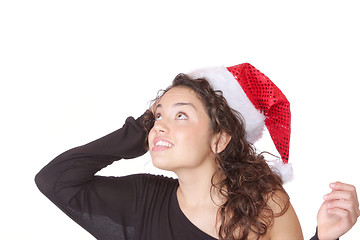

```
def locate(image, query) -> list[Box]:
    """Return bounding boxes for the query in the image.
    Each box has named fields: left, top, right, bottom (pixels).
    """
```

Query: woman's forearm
left=35, top=115, right=147, bottom=206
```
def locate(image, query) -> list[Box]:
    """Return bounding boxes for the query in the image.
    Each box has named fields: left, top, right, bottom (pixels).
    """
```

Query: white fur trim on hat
left=188, top=66, right=266, bottom=143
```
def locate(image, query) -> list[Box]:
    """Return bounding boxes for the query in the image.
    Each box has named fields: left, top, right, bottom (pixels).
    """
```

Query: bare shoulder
left=267, top=190, right=290, bottom=215
left=267, top=190, right=304, bottom=240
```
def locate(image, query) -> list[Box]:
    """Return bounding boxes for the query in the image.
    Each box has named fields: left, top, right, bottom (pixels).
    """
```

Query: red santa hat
left=188, top=63, right=293, bottom=182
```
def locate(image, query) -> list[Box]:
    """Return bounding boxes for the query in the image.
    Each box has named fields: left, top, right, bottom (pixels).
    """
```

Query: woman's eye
left=176, top=112, right=188, bottom=120
left=154, top=113, right=162, bottom=121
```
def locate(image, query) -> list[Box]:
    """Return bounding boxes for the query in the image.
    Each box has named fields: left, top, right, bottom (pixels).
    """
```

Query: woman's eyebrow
left=155, top=102, right=197, bottom=111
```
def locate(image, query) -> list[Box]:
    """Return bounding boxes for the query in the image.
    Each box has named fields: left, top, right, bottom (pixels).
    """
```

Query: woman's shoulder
left=128, top=174, right=179, bottom=209
left=266, top=190, right=304, bottom=240
left=126, top=173, right=179, bottom=190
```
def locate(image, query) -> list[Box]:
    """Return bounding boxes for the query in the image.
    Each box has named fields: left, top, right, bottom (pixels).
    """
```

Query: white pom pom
left=270, top=160, right=293, bottom=183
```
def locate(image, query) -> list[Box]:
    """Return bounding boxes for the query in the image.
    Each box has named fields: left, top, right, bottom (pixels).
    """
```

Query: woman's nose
left=153, top=119, right=170, bottom=133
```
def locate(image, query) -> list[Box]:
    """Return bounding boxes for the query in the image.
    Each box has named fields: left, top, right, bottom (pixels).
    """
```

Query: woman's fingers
left=327, top=199, right=353, bottom=210
left=329, top=182, right=358, bottom=202
left=325, top=182, right=358, bottom=204
left=324, top=181, right=360, bottom=221
left=330, top=182, right=356, bottom=192
left=324, top=190, right=353, bottom=202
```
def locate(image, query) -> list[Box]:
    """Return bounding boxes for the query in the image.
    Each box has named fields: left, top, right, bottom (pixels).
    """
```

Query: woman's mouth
left=152, top=138, right=174, bottom=151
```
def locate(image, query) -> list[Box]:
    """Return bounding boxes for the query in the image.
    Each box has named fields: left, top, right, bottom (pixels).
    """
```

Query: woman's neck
left=175, top=165, right=224, bottom=239
left=175, top=164, right=225, bottom=208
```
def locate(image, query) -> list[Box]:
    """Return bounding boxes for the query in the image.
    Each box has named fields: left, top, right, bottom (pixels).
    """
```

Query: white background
left=1, top=0, right=359, bottom=239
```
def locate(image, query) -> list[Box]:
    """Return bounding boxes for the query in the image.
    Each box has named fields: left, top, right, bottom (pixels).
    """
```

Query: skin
left=317, top=182, right=360, bottom=240
left=267, top=191, right=304, bottom=240
left=148, top=86, right=303, bottom=239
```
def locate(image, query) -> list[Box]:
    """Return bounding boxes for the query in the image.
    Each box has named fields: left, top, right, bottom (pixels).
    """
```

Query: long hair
left=143, top=73, right=289, bottom=240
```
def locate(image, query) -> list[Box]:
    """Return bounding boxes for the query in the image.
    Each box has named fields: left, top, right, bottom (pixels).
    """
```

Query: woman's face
left=148, top=86, right=217, bottom=173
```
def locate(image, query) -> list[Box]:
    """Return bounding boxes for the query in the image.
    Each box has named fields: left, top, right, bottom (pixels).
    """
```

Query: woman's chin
left=151, top=158, right=173, bottom=171
left=151, top=158, right=170, bottom=171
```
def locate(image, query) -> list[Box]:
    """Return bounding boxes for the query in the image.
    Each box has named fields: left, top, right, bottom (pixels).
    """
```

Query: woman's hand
left=317, top=182, right=360, bottom=240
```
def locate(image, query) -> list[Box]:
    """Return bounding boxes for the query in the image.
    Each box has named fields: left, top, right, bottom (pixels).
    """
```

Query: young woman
left=36, top=66, right=359, bottom=239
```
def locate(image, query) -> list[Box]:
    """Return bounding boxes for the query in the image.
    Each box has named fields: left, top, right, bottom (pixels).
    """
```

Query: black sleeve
left=310, top=228, right=319, bottom=240
left=35, top=115, right=148, bottom=239
left=310, top=228, right=340, bottom=240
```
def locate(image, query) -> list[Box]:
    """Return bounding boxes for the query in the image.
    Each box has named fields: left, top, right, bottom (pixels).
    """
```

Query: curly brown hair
left=143, top=73, right=289, bottom=240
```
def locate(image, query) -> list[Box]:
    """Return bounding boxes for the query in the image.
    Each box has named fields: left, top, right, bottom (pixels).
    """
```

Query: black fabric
left=35, top=115, right=331, bottom=240
left=310, top=228, right=339, bottom=240
left=310, top=228, right=320, bottom=240
left=35, top=115, right=217, bottom=239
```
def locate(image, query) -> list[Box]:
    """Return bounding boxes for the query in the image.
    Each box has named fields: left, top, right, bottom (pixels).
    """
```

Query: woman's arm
left=35, top=114, right=149, bottom=238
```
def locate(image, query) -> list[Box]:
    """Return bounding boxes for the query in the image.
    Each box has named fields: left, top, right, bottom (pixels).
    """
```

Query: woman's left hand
left=317, top=182, right=360, bottom=240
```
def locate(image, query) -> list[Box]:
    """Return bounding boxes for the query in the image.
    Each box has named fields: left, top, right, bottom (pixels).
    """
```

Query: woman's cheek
left=148, top=128, right=155, bottom=147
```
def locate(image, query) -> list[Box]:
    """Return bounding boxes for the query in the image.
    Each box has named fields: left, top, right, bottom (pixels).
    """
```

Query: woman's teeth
left=155, top=141, right=173, bottom=148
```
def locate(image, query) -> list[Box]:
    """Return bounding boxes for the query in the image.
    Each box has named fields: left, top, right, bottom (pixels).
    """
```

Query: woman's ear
left=211, top=131, right=232, bottom=154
